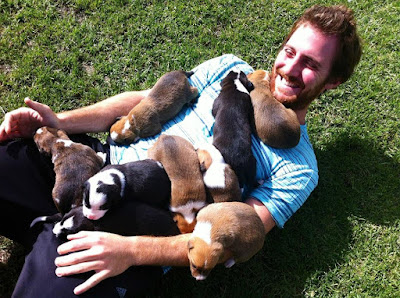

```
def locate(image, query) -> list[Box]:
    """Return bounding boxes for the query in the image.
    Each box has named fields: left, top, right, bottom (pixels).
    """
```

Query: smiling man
left=0, top=5, right=362, bottom=297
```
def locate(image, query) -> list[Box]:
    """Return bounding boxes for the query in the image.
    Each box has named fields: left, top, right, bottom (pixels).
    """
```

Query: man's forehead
left=286, top=23, right=338, bottom=66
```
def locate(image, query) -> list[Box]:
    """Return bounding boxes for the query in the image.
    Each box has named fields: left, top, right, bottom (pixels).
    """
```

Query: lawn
left=1, top=0, right=399, bottom=296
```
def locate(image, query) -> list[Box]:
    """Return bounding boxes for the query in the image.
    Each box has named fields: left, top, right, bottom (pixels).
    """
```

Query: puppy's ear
left=199, top=160, right=206, bottom=173
left=57, top=129, right=69, bottom=139
left=240, top=71, right=254, bottom=92
left=188, top=239, right=194, bottom=250
left=246, top=81, right=254, bottom=92
left=82, top=181, right=90, bottom=206
left=209, top=242, right=224, bottom=267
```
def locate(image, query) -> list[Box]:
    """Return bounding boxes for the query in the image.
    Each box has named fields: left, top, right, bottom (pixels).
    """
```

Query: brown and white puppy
left=188, top=202, right=265, bottom=280
left=247, top=70, right=300, bottom=148
left=212, top=70, right=256, bottom=188
left=197, top=143, right=241, bottom=203
left=34, top=126, right=105, bottom=214
left=110, top=70, right=198, bottom=144
left=148, top=134, right=207, bottom=234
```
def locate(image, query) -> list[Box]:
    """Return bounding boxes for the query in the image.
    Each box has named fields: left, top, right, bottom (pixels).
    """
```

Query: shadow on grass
left=1, top=133, right=398, bottom=297
left=161, top=132, right=400, bottom=297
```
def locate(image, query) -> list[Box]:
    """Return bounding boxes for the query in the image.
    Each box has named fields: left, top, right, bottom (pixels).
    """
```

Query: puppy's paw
left=224, top=258, right=236, bottom=268
left=96, top=152, right=107, bottom=165
left=110, top=117, right=139, bottom=144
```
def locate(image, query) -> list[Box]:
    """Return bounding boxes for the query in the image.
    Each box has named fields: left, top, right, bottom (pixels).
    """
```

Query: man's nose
left=283, top=56, right=302, bottom=78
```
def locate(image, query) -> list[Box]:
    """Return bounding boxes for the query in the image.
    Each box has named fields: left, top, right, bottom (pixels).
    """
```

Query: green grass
left=1, top=0, right=399, bottom=297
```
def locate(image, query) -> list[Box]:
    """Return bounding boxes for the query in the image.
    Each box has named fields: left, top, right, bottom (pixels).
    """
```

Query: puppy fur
left=247, top=70, right=300, bottom=148
left=32, top=201, right=180, bottom=240
left=148, top=134, right=207, bottom=233
left=110, top=70, right=198, bottom=144
left=187, top=202, right=265, bottom=280
left=197, top=143, right=241, bottom=203
left=212, top=70, right=256, bottom=188
left=82, top=159, right=171, bottom=220
left=33, top=126, right=105, bottom=214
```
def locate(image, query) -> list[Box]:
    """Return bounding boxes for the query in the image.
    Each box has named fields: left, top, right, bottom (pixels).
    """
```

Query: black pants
left=0, top=136, right=164, bottom=297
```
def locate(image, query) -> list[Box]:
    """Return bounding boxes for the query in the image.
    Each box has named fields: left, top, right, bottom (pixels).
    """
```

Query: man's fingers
left=57, top=233, right=95, bottom=255
left=73, top=270, right=110, bottom=295
left=55, top=248, right=98, bottom=267
left=24, top=98, right=51, bottom=119
left=55, top=260, right=102, bottom=277
left=67, top=231, right=95, bottom=241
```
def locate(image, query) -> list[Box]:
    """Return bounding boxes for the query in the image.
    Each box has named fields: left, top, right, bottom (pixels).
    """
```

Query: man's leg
left=0, top=136, right=168, bottom=297
left=12, top=223, right=163, bottom=298
left=0, top=139, right=57, bottom=247
left=0, top=135, right=109, bottom=248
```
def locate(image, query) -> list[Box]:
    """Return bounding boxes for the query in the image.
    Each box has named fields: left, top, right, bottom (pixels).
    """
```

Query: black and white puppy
left=82, top=159, right=171, bottom=220
left=212, top=70, right=257, bottom=188
left=32, top=202, right=180, bottom=240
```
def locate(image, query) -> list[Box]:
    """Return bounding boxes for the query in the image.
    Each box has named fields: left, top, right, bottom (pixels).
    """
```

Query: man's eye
left=284, top=48, right=295, bottom=57
left=305, top=61, right=318, bottom=70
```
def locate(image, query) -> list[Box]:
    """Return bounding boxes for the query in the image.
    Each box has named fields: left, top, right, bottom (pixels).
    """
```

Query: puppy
left=82, top=159, right=171, bottom=220
left=247, top=70, right=300, bottom=148
left=110, top=70, right=198, bottom=144
left=188, top=202, right=265, bottom=280
left=31, top=201, right=180, bottom=240
left=33, top=126, right=105, bottom=214
left=212, top=70, right=256, bottom=188
left=148, top=134, right=207, bottom=234
left=197, top=143, right=241, bottom=203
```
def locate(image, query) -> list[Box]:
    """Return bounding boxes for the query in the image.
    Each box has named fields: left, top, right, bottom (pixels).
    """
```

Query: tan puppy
left=148, top=135, right=207, bottom=233
left=34, top=126, right=105, bottom=214
left=197, top=143, right=241, bottom=203
left=188, top=202, right=265, bottom=280
left=110, top=70, right=198, bottom=144
left=247, top=70, right=300, bottom=148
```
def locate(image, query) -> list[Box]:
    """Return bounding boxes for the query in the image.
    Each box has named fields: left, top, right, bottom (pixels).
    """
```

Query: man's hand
left=54, top=231, right=136, bottom=295
left=0, top=97, right=59, bottom=142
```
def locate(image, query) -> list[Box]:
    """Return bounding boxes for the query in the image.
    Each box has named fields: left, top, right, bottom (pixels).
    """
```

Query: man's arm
left=245, top=197, right=276, bottom=233
left=0, top=90, right=150, bottom=141
left=55, top=199, right=274, bottom=295
left=55, top=232, right=192, bottom=295
left=57, top=90, right=150, bottom=134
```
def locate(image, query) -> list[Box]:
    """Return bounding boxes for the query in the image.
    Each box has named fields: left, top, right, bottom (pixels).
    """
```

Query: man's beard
left=270, top=68, right=326, bottom=111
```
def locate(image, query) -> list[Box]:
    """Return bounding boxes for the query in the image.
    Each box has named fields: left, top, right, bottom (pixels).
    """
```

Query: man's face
left=270, top=24, right=340, bottom=110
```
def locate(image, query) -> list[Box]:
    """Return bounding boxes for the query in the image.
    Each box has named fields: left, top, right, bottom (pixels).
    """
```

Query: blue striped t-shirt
left=109, top=54, right=318, bottom=228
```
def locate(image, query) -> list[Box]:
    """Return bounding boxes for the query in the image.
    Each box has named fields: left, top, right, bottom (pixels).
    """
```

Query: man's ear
left=324, top=78, right=342, bottom=91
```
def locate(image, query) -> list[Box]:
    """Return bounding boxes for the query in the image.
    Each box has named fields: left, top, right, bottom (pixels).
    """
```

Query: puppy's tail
left=30, top=213, right=62, bottom=229
left=184, top=70, right=195, bottom=78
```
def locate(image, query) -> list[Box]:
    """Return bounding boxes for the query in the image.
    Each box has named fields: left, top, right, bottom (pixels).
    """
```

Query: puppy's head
left=52, top=206, right=94, bottom=239
left=34, top=126, right=69, bottom=154
left=247, top=69, right=269, bottom=89
left=188, top=237, right=223, bottom=280
left=237, top=71, right=254, bottom=93
left=82, top=168, right=125, bottom=220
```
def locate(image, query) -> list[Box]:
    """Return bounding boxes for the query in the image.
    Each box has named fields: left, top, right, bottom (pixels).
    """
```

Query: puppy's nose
left=85, top=213, right=99, bottom=220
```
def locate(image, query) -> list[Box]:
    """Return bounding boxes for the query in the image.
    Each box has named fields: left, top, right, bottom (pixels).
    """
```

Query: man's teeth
left=280, top=75, right=298, bottom=88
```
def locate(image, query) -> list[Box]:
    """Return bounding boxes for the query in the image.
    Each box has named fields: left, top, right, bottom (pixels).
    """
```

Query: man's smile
left=275, top=73, right=304, bottom=97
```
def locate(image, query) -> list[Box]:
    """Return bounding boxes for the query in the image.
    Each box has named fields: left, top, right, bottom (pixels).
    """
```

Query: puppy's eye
left=192, top=264, right=197, bottom=269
